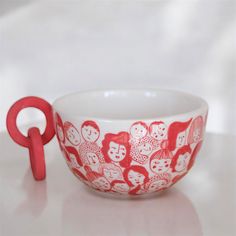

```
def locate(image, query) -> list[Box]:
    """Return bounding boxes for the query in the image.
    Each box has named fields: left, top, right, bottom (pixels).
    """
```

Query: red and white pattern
left=54, top=113, right=205, bottom=196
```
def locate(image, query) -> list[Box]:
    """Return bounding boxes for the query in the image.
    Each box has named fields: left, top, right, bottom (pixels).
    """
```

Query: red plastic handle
left=6, top=96, right=55, bottom=181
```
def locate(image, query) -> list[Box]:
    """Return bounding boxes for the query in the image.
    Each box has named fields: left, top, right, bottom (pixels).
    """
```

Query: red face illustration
left=103, top=167, right=122, bottom=182
left=175, top=153, right=191, bottom=172
left=176, top=131, right=186, bottom=148
left=92, top=177, right=110, bottom=191
left=148, top=179, right=168, bottom=192
left=137, top=142, right=152, bottom=156
left=65, top=125, right=81, bottom=146
left=150, top=123, right=167, bottom=141
left=108, top=141, right=127, bottom=162
left=130, top=123, right=148, bottom=140
left=150, top=158, right=171, bottom=173
left=128, top=170, right=146, bottom=186
left=56, top=124, right=64, bottom=142
left=82, top=125, right=99, bottom=142
left=86, top=152, right=99, bottom=165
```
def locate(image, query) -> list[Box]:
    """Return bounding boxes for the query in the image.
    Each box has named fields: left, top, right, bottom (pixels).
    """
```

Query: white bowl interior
left=53, top=89, right=207, bottom=120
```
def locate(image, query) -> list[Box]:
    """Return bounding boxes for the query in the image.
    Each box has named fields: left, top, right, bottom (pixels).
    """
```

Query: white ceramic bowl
left=52, top=89, right=208, bottom=196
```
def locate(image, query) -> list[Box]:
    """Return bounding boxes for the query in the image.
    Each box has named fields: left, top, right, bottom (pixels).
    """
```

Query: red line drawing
left=64, top=146, right=83, bottom=167
left=170, top=145, right=192, bottom=173
left=110, top=180, right=130, bottom=194
left=130, top=121, right=148, bottom=141
left=98, top=163, right=123, bottom=182
left=101, top=132, right=131, bottom=168
left=123, top=165, right=149, bottom=195
left=149, top=121, right=167, bottom=141
left=64, top=122, right=81, bottom=146
left=145, top=173, right=171, bottom=192
left=167, top=119, right=192, bottom=151
left=55, top=113, right=65, bottom=150
left=79, top=142, right=104, bottom=166
left=130, top=136, right=157, bottom=164
left=149, top=141, right=173, bottom=174
left=188, top=116, right=204, bottom=144
left=81, top=120, right=100, bottom=143
left=85, top=166, right=111, bottom=191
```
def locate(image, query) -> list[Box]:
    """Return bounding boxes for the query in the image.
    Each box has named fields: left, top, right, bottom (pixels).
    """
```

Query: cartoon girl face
left=108, top=141, right=127, bottom=162
left=82, top=125, right=99, bottom=142
left=103, top=168, right=121, bottom=182
left=150, top=158, right=171, bottom=173
left=112, top=183, right=129, bottom=193
left=150, top=123, right=167, bottom=141
left=128, top=170, right=145, bottom=186
left=56, top=124, right=64, bottom=142
left=66, top=126, right=81, bottom=146
left=92, top=177, right=110, bottom=191
left=86, top=152, right=99, bottom=165
left=175, top=153, right=191, bottom=172
left=176, top=131, right=186, bottom=148
left=130, top=123, right=147, bottom=140
left=137, top=142, right=152, bottom=156
left=148, top=180, right=167, bottom=192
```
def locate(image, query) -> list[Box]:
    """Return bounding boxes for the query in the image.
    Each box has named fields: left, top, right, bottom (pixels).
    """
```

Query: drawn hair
left=130, top=121, right=148, bottom=135
left=55, top=112, right=65, bottom=143
left=81, top=120, right=100, bottom=132
left=150, top=140, right=173, bottom=162
left=64, top=121, right=81, bottom=145
left=145, top=173, right=171, bottom=190
left=149, top=121, right=165, bottom=134
left=65, top=146, right=83, bottom=166
left=123, top=165, right=149, bottom=187
left=101, top=132, right=131, bottom=168
left=98, top=163, right=123, bottom=179
left=187, top=116, right=204, bottom=144
left=170, top=145, right=192, bottom=172
left=168, top=119, right=192, bottom=151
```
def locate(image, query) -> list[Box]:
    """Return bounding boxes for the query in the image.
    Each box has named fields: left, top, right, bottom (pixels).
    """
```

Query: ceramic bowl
left=52, top=89, right=208, bottom=196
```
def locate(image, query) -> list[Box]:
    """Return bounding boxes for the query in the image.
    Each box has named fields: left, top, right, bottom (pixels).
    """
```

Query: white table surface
left=1, top=125, right=235, bottom=236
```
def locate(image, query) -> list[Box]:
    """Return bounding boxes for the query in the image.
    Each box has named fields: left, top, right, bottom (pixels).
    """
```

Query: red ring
left=28, top=127, right=46, bottom=180
left=6, top=96, right=55, bottom=148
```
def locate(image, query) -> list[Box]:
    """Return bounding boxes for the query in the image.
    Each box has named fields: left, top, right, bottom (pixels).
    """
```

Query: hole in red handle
left=6, top=96, right=56, bottom=181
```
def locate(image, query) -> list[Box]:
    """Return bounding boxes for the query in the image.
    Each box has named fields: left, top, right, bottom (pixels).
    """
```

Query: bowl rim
left=52, top=88, right=209, bottom=122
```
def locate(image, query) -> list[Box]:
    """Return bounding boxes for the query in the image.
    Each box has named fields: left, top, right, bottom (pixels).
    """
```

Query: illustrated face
left=128, top=170, right=145, bottom=186
left=103, top=168, right=121, bottom=182
left=82, top=125, right=99, bottom=142
left=150, top=123, right=167, bottom=141
left=130, top=123, right=147, bottom=140
left=176, top=131, right=186, bottom=148
left=113, top=183, right=129, bottom=193
left=66, top=126, right=80, bottom=145
left=175, top=153, right=190, bottom=172
left=150, top=158, right=171, bottom=173
left=138, top=143, right=152, bottom=156
left=86, top=152, right=99, bottom=165
left=193, top=128, right=201, bottom=143
left=93, top=177, right=110, bottom=191
left=148, top=180, right=167, bottom=192
left=108, top=141, right=126, bottom=162
left=57, top=124, right=64, bottom=142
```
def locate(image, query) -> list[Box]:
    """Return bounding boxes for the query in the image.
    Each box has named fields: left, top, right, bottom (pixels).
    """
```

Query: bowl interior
left=53, top=89, right=207, bottom=120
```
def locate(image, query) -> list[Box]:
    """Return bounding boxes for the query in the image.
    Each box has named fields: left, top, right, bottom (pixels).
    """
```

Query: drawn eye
left=110, top=151, right=113, bottom=154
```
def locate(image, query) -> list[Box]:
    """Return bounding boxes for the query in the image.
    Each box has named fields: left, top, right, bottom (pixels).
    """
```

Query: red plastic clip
left=6, top=97, right=55, bottom=181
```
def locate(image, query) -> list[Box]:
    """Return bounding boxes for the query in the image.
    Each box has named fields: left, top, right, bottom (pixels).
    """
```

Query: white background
left=0, top=0, right=235, bottom=134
